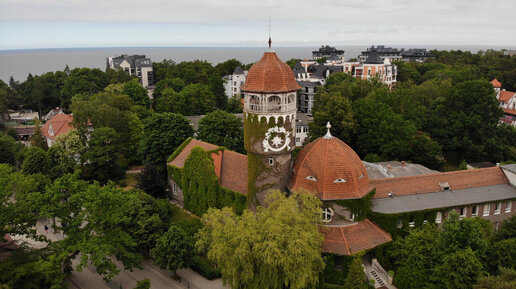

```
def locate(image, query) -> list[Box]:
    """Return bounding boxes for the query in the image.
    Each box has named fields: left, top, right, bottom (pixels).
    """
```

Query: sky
left=0, top=0, right=515, bottom=50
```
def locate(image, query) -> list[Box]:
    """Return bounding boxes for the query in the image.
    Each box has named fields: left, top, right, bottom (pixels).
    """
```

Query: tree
left=84, top=127, right=122, bottom=182
left=197, top=110, right=244, bottom=153
left=439, top=212, right=491, bottom=259
left=215, top=59, right=244, bottom=77
left=474, top=267, right=516, bottom=289
left=210, top=75, right=227, bottom=110
left=30, top=118, right=48, bottom=150
left=0, top=133, right=21, bottom=166
left=494, top=214, right=516, bottom=241
left=226, top=94, right=243, bottom=113
left=22, top=146, right=51, bottom=175
left=119, top=190, right=170, bottom=254
left=197, top=190, right=325, bottom=289
left=152, top=77, right=185, bottom=100
left=176, top=83, right=216, bottom=115
left=60, top=68, right=109, bottom=108
left=151, top=226, right=194, bottom=277
left=390, top=225, right=440, bottom=289
left=48, top=129, right=86, bottom=176
left=431, top=248, right=485, bottom=289
left=137, top=162, right=168, bottom=199
left=123, top=79, right=150, bottom=108
left=138, top=113, right=193, bottom=165
left=344, top=256, right=369, bottom=289
left=71, top=90, right=143, bottom=164
left=38, top=173, right=145, bottom=283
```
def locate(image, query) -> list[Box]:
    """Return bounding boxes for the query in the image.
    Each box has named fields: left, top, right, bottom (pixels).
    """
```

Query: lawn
left=167, top=202, right=198, bottom=225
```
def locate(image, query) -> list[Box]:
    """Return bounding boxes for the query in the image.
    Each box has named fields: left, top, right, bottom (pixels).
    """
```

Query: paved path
left=27, top=219, right=226, bottom=289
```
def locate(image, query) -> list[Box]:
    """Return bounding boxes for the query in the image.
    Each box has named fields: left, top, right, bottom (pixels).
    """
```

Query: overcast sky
left=1, top=0, right=515, bottom=50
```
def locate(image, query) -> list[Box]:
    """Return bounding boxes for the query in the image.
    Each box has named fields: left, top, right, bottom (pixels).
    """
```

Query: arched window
left=268, top=95, right=281, bottom=111
left=322, top=207, right=334, bottom=223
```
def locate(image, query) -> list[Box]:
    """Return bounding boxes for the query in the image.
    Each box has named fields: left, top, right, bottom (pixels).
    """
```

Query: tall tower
left=241, top=41, right=301, bottom=208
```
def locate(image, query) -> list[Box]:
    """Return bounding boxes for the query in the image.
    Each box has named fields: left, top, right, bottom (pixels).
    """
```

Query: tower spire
left=268, top=18, right=271, bottom=48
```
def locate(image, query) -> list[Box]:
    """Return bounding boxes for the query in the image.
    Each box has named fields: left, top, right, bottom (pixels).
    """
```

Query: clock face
left=262, top=126, right=291, bottom=152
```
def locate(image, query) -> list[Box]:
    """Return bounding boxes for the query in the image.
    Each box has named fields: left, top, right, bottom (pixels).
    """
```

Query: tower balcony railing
left=244, top=103, right=296, bottom=114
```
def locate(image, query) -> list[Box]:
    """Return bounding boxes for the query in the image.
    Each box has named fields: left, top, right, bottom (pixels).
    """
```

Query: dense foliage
left=197, top=190, right=325, bottom=289
left=385, top=212, right=516, bottom=289
left=310, top=49, right=516, bottom=169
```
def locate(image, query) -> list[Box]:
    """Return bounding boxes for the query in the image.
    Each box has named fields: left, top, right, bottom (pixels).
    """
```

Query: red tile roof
left=289, top=137, right=373, bottom=200
left=220, top=150, right=248, bottom=195
left=372, top=167, right=508, bottom=199
left=491, top=78, right=502, bottom=88
left=502, top=107, right=516, bottom=116
left=241, top=51, right=301, bottom=93
left=41, top=113, right=74, bottom=140
left=499, top=90, right=516, bottom=102
left=168, top=139, right=218, bottom=168
left=168, top=139, right=248, bottom=195
left=321, top=219, right=392, bottom=255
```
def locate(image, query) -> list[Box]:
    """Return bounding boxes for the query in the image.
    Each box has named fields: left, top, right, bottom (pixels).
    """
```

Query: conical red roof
left=288, top=136, right=373, bottom=200
left=241, top=51, right=301, bottom=93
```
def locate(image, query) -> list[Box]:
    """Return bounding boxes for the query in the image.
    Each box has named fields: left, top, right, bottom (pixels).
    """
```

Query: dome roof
left=288, top=136, right=373, bottom=200
left=241, top=51, right=301, bottom=93
left=490, top=78, right=502, bottom=88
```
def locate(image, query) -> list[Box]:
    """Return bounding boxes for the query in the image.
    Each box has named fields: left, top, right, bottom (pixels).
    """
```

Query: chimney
left=401, top=161, right=406, bottom=167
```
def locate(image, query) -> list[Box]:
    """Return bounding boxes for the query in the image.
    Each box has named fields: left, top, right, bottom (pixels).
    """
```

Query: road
left=26, top=219, right=226, bottom=289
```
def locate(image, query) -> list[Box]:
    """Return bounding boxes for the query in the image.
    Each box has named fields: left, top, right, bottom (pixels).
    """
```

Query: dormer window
left=306, top=176, right=317, bottom=181
left=439, top=182, right=450, bottom=191
left=48, top=124, right=54, bottom=136
left=333, top=178, right=347, bottom=183
left=358, top=174, right=364, bottom=179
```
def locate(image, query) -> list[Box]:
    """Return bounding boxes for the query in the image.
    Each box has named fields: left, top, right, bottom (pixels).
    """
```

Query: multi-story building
left=359, top=45, right=402, bottom=62
left=345, top=50, right=398, bottom=87
left=312, top=45, right=345, bottom=60
left=400, top=48, right=434, bottom=62
left=106, top=55, right=154, bottom=88
left=223, top=66, right=247, bottom=98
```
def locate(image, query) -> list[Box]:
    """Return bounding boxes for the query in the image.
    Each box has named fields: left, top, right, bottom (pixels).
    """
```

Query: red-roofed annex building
left=168, top=44, right=516, bottom=260
left=491, top=78, right=516, bottom=126
left=41, top=113, right=74, bottom=147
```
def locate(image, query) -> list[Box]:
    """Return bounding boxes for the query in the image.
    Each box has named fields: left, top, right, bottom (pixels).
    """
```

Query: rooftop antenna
left=268, top=18, right=272, bottom=48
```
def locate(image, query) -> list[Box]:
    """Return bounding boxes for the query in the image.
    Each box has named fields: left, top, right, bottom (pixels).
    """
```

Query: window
left=296, top=127, right=302, bottom=133
left=172, top=183, right=179, bottom=195
left=396, top=218, right=402, bottom=228
left=459, top=207, right=467, bottom=218
left=409, top=216, right=415, bottom=227
left=494, top=222, right=500, bottom=231
left=306, top=176, right=317, bottom=181
left=303, top=127, right=308, bottom=133
left=435, top=212, right=442, bottom=224
left=472, top=205, right=479, bottom=216
left=350, top=213, right=356, bottom=221
left=506, top=201, right=512, bottom=213
left=269, top=157, right=274, bottom=166
left=296, top=137, right=300, bottom=143
left=333, top=178, right=346, bottom=183
left=495, top=202, right=501, bottom=214
left=483, top=204, right=491, bottom=216
left=322, top=207, right=334, bottom=223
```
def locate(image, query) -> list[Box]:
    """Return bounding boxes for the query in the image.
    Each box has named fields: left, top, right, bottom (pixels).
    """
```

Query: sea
left=0, top=45, right=514, bottom=83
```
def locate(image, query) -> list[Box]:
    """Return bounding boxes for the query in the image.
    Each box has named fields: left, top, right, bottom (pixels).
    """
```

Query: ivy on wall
left=322, top=253, right=354, bottom=285
left=167, top=140, right=247, bottom=216
left=333, top=189, right=375, bottom=221
left=244, top=113, right=290, bottom=207
left=368, top=209, right=441, bottom=238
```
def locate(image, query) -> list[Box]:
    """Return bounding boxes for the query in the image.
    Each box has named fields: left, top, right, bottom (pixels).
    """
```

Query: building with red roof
left=491, top=78, right=516, bottom=126
left=168, top=45, right=516, bottom=260
left=41, top=113, right=74, bottom=147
